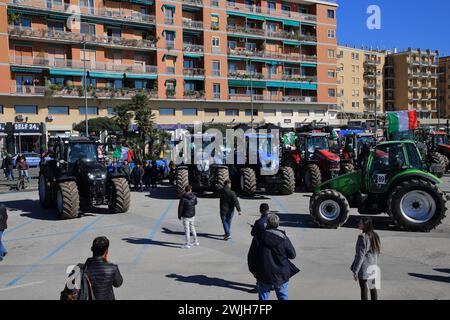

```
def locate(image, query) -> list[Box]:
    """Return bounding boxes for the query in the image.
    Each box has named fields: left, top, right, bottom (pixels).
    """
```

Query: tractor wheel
left=340, top=163, right=355, bottom=175
left=388, top=179, right=447, bottom=232
left=310, top=189, right=350, bottom=228
left=240, top=167, right=257, bottom=196
left=56, top=181, right=79, bottom=219
left=442, top=155, right=450, bottom=170
left=216, top=167, right=230, bottom=191
left=109, top=178, right=131, bottom=213
left=303, top=164, right=322, bottom=192
left=176, top=168, right=189, bottom=198
left=38, top=173, right=53, bottom=208
left=429, top=152, right=446, bottom=177
left=278, top=167, right=296, bottom=195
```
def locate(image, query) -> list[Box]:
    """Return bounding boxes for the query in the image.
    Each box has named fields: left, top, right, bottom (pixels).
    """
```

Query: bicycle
left=16, top=170, right=29, bottom=191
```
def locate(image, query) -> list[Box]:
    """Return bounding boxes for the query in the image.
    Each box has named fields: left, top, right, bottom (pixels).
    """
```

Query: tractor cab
left=431, top=132, right=449, bottom=148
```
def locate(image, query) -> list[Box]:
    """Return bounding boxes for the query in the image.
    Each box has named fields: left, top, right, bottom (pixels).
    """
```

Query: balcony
left=267, top=31, right=316, bottom=42
left=228, top=94, right=318, bottom=103
left=363, top=72, right=376, bottom=79
left=184, top=0, right=203, bottom=7
left=227, top=25, right=265, bottom=37
left=166, top=89, right=176, bottom=98
left=183, top=90, right=205, bottom=99
left=183, top=68, right=205, bottom=77
left=10, top=56, right=158, bottom=74
left=226, top=1, right=263, bottom=14
left=282, top=75, right=317, bottom=83
left=182, top=19, right=204, bottom=30
left=364, top=96, right=379, bottom=102
left=364, top=60, right=380, bottom=66
left=8, top=26, right=157, bottom=50
left=227, top=48, right=316, bottom=63
left=364, top=83, right=378, bottom=90
left=227, top=71, right=264, bottom=80
left=7, top=0, right=156, bottom=25
left=183, top=43, right=204, bottom=53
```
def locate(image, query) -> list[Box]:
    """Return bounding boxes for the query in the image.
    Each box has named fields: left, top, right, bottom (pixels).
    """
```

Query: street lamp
left=82, top=39, right=89, bottom=137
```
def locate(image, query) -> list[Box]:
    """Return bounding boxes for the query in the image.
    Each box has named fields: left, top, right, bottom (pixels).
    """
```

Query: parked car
left=13, top=152, right=42, bottom=168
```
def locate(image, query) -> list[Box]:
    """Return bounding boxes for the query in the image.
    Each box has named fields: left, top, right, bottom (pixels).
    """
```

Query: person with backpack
left=351, top=217, right=381, bottom=300
left=84, top=236, right=123, bottom=300
left=219, top=180, right=242, bottom=241
left=178, top=185, right=199, bottom=249
left=0, top=205, right=8, bottom=261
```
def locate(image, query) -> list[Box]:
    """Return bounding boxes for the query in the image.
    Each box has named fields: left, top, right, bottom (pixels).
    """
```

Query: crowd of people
left=1, top=153, right=30, bottom=182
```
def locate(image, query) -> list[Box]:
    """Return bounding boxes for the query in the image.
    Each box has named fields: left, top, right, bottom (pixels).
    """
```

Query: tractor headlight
left=88, top=173, right=95, bottom=180
left=101, top=173, right=106, bottom=179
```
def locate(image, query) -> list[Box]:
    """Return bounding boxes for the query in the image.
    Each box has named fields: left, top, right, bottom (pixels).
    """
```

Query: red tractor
left=283, top=132, right=344, bottom=191
left=430, top=132, right=450, bottom=170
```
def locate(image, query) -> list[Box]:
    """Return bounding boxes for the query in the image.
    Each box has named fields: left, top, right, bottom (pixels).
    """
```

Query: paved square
left=0, top=179, right=449, bottom=300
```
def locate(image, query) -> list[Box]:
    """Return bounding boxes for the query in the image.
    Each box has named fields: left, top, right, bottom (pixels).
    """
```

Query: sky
left=337, top=0, right=450, bottom=56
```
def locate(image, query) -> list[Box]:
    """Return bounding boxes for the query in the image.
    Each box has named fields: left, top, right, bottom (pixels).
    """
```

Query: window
left=327, top=9, right=335, bottom=19
left=16, top=17, right=31, bottom=28
left=79, top=106, right=98, bottom=115
left=212, top=60, right=220, bottom=76
left=80, top=23, right=96, bottom=35
left=159, top=108, right=175, bottom=116
left=107, top=79, right=123, bottom=89
left=183, top=108, right=198, bottom=116
left=245, top=109, right=258, bottom=116
left=228, top=63, right=237, bottom=72
left=211, top=0, right=219, bottom=7
left=107, top=107, right=116, bottom=115
left=211, top=14, right=219, bottom=30
left=164, top=7, right=175, bottom=24
left=328, top=88, right=336, bottom=97
left=351, top=53, right=360, bottom=60
left=327, top=30, right=335, bottom=39
left=298, top=110, right=310, bottom=117
left=14, top=105, right=37, bottom=114
left=184, top=82, right=195, bottom=91
left=225, top=109, right=239, bottom=116
left=213, top=83, right=220, bottom=99
left=245, top=42, right=256, bottom=51
left=205, top=108, right=219, bottom=116
left=282, top=109, right=293, bottom=117
left=135, top=79, right=149, bottom=89
left=282, top=4, right=291, bottom=12
left=328, top=69, right=336, bottom=78
left=267, top=1, right=276, bottom=12
left=268, top=65, right=277, bottom=77
left=50, top=77, right=65, bottom=85
left=48, top=21, right=64, bottom=33
left=264, top=109, right=276, bottom=116
left=228, top=41, right=237, bottom=50
left=48, top=106, right=69, bottom=115
left=212, top=37, right=220, bottom=53
left=328, top=49, right=335, bottom=59
left=165, top=31, right=175, bottom=48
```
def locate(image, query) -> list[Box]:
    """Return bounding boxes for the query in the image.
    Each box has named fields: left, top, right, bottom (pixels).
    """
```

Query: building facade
left=438, top=56, right=450, bottom=118
left=0, top=0, right=338, bottom=153
left=337, top=45, right=385, bottom=119
left=384, top=48, right=439, bottom=119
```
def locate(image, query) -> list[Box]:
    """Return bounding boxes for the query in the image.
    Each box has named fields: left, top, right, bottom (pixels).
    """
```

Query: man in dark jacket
left=84, top=236, right=123, bottom=300
left=248, top=214, right=298, bottom=300
left=0, top=205, right=8, bottom=261
left=4, top=154, right=14, bottom=181
left=178, top=185, right=199, bottom=249
left=219, top=180, right=242, bottom=240
left=131, top=162, right=144, bottom=192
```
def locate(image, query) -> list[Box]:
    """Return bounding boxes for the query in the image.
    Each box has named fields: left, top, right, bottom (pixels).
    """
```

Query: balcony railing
left=227, top=25, right=317, bottom=42
left=228, top=94, right=318, bottom=103
left=9, top=26, right=157, bottom=50
left=282, top=75, right=317, bottom=82
left=183, top=43, right=204, bottom=53
left=183, top=90, right=205, bottom=99
left=227, top=25, right=265, bottom=36
left=363, top=72, right=376, bottom=78
left=228, top=71, right=264, bottom=79
left=7, top=0, right=156, bottom=25
left=182, top=19, right=204, bottom=30
left=10, top=56, right=158, bottom=74
left=184, top=68, right=205, bottom=77
left=227, top=48, right=317, bottom=63
left=184, top=0, right=203, bottom=7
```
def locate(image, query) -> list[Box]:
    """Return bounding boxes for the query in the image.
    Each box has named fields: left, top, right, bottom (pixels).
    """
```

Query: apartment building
left=438, top=56, right=450, bottom=117
left=384, top=48, right=439, bottom=119
left=337, top=45, right=385, bottom=118
left=0, top=0, right=338, bottom=153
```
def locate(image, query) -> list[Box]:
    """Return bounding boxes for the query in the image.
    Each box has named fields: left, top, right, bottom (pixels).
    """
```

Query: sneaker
left=181, top=244, right=191, bottom=249
left=224, top=235, right=232, bottom=241
left=191, top=241, right=200, bottom=247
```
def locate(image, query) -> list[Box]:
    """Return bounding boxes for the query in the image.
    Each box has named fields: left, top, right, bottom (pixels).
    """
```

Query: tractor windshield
left=372, top=144, right=406, bottom=172
left=434, top=135, right=449, bottom=146
left=68, top=143, right=98, bottom=163
left=306, top=136, right=329, bottom=156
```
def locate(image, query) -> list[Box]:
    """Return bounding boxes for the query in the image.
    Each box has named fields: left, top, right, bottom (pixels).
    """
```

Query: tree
left=74, top=117, right=120, bottom=134
left=113, top=103, right=134, bottom=134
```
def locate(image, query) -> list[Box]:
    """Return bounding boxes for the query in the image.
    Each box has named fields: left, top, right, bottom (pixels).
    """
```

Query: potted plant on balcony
left=7, top=13, right=21, bottom=25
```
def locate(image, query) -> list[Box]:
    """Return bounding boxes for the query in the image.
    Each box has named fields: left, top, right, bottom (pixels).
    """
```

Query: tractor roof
left=64, top=137, right=98, bottom=144
left=297, top=132, right=329, bottom=137
left=378, top=140, right=415, bottom=146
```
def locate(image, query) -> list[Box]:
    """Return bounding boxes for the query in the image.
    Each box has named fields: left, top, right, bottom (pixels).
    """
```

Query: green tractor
left=309, top=141, right=447, bottom=232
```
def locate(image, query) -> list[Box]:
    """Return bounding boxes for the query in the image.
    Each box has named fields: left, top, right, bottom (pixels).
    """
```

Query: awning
left=227, top=11, right=265, bottom=21
left=163, top=53, right=178, bottom=60
left=265, top=17, right=284, bottom=24
left=162, top=4, right=176, bottom=10
left=165, top=79, right=177, bottom=84
left=266, top=81, right=284, bottom=87
left=11, top=67, right=44, bottom=74
left=87, top=71, right=124, bottom=79
left=250, top=58, right=281, bottom=65
left=283, top=20, right=301, bottom=27
left=228, top=57, right=247, bottom=61
left=184, top=53, right=203, bottom=58
left=126, top=73, right=157, bottom=80
left=284, top=82, right=317, bottom=90
left=283, top=40, right=301, bottom=46
left=228, top=79, right=266, bottom=88
left=211, top=13, right=220, bottom=17
left=50, top=69, right=84, bottom=77
left=131, top=0, right=153, bottom=5
left=301, top=63, right=317, bottom=68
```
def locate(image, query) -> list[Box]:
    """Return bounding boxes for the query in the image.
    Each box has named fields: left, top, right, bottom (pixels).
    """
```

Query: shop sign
left=14, top=123, right=41, bottom=133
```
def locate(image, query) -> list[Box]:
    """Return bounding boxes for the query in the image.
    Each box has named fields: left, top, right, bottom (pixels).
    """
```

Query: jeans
left=0, top=230, right=6, bottom=257
left=221, top=209, right=234, bottom=237
left=257, top=281, right=289, bottom=301
left=182, top=217, right=198, bottom=245
left=6, top=168, right=14, bottom=180
left=19, top=170, right=29, bottom=181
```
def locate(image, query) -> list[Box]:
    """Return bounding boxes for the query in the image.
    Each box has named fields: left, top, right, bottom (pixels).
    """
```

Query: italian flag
left=388, top=111, right=418, bottom=133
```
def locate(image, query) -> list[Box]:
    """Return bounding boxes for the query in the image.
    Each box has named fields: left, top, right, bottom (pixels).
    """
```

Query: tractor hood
left=437, top=144, right=450, bottom=155
left=315, top=149, right=340, bottom=162
left=77, top=160, right=107, bottom=180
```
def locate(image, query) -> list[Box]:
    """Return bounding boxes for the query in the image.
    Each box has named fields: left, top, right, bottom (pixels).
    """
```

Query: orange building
left=0, top=0, right=338, bottom=152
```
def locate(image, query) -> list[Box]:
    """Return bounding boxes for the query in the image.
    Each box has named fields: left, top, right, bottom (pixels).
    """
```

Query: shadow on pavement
left=2, top=199, right=60, bottom=221
left=166, top=273, right=255, bottom=293
left=122, top=237, right=181, bottom=248
left=145, top=186, right=178, bottom=200
left=161, top=227, right=224, bottom=241
left=409, top=269, right=450, bottom=284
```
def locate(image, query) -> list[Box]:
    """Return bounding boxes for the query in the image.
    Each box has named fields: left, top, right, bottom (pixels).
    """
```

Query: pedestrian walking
left=150, top=163, right=158, bottom=188
left=4, top=154, right=14, bottom=181
left=350, top=217, right=381, bottom=300
left=178, top=185, right=199, bottom=249
left=247, top=214, right=299, bottom=300
left=0, top=205, right=8, bottom=261
left=219, top=180, right=242, bottom=240
left=84, top=237, right=123, bottom=300
left=131, top=162, right=144, bottom=192
left=143, top=162, right=151, bottom=191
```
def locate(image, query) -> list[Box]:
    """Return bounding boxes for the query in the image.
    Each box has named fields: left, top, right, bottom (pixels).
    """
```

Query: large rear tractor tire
left=387, top=179, right=447, bottom=232
left=429, top=152, right=446, bottom=178
left=443, top=155, right=450, bottom=171
left=176, top=168, right=189, bottom=198
left=340, top=163, right=355, bottom=175
left=303, top=164, right=322, bottom=192
left=310, top=190, right=350, bottom=228
left=56, top=181, right=79, bottom=219
left=240, top=167, right=257, bottom=196
left=109, top=178, right=131, bottom=213
left=278, top=167, right=296, bottom=195
left=216, top=167, right=230, bottom=191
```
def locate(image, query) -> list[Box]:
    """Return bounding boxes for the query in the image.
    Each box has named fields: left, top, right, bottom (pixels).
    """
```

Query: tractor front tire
left=109, top=178, right=131, bottom=213
left=340, top=163, right=355, bottom=175
left=303, top=164, right=322, bottom=192
left=388, top=179, right=447, bottom=232
left=56, top=181, right=79, bottom=219
left=310, top=190, right=350, bottom=228
left=278, top=167, right=296, bottom=195
left=240, top=168, right=257, bottom=196
left=176, top=168, right=189, bottom=198
left=216, top=167, right=230, bottom=191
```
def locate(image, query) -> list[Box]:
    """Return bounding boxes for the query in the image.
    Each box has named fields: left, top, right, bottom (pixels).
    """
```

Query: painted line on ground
left=133, top=200, right=175, bottom=264
left=5, top=216, right=103, bottom=287
left=4, top=220, right=33, bottom=235
left=0, top=281, right=46, bottom=292
left=272, top=196, right=307, bottom=232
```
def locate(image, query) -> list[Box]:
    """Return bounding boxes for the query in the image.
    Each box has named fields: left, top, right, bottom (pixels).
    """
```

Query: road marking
left=0, top=281, right=46, bottom=292
left=133, top=200, right=175, bottom=264
left=4, top=220, right=33, bottom=235
left=272, top=196, right=307, bottom=232
left=5, top=216, right=103, bottom=287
